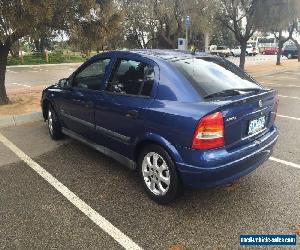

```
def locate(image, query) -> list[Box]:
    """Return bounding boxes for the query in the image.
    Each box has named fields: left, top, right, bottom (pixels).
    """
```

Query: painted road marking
left=277, top=114, right=300, bottom=121
left=264, top=84, right=300, bottom=88
left=10, top=83, right=31, bottom=88
left=7, top=70, right=18, bottom=74
left=270, top=157, right=300, bottom=169
left=278, top=95, right=300, bottom=100
left=0, top=132, right=142, bottom=250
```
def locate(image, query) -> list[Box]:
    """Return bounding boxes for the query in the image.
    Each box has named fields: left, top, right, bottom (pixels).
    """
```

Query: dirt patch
left=245, top=59, right=300, bottom=74
left=0, top=85, right=46, bottom=116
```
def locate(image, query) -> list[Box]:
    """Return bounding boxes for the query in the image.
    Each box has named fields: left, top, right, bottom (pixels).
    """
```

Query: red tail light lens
left=192, top=112, right=225, bottom=150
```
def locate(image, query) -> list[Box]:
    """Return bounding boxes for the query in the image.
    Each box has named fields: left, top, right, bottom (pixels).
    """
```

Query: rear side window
left=171, top=58, right=260, bottom=97
left=106, top=59, right=154, bottom=97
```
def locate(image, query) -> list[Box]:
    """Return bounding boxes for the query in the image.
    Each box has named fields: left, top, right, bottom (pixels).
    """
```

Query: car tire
left=47, top=105, right=63, bottom=140
left=245, top=52, right=249, bottom=56
left=138, top=144, right=183, bottom=204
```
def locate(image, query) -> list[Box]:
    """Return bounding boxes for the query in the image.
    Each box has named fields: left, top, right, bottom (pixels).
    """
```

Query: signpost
left=185, top=16, right=191, bottom=49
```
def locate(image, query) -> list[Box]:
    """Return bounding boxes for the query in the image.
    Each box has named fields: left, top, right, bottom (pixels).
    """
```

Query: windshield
left=171, top=57, right=261, bottom=98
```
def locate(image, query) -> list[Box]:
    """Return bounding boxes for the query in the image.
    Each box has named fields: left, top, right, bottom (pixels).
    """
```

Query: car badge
left=258, top=100, right=263, bottom=108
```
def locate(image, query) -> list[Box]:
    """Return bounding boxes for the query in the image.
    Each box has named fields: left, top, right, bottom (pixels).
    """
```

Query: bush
left=7, top=52, right=84, bottom=65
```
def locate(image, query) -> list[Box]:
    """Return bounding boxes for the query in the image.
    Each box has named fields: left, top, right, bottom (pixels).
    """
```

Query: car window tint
left=171, top=57, right=260, bottom=98
left=73, top=58, right=110, bottom=90
left=106, top=59, right=154, bottom=96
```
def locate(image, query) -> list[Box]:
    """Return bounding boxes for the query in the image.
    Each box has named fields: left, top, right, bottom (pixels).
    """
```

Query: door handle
left=126, top=110, right=139, bottom=119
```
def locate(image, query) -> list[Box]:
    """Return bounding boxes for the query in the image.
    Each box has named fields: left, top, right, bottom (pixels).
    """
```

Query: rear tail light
left=192, top=112, right=225, bottom=150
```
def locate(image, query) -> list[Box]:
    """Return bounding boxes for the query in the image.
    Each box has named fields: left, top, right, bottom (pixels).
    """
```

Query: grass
left=7, top=52, right=85, bottom=66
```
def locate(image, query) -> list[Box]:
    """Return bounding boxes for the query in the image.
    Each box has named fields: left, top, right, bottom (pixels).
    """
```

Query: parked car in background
left=282, top=44, right=298, bottom=59
left=231, top=46, right=241, bottom=57
left=209, top=45, right=231, bottom=57
left=246, top=44, right=258, bottom=56
left=42, top=50, right=278, bottom=204
left=230, top=45, right=258, bottom=57
left=262, top=47, right=279, bottom=55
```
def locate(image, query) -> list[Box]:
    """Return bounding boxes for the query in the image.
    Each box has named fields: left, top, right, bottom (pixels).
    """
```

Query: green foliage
left=69, top=0, right=123, bottom=53
left=7, top=53, right=84, bottom=66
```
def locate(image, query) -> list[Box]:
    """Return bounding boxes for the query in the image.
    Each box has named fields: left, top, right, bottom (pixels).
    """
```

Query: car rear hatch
left=209, top=89, right=277, bottom=149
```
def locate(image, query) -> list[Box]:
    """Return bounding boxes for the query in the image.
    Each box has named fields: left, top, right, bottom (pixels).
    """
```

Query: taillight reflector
left=192, top=112, right=225, bottom=150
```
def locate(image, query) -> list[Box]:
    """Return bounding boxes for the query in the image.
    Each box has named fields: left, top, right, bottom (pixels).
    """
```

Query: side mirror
left=58, top=78, right=71, bottom=90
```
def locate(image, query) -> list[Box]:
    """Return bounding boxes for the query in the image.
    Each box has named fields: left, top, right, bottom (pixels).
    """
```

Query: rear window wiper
left=204, top=88, right=261, bottom=100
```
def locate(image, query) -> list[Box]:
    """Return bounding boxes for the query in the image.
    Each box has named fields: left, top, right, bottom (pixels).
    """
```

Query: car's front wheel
left=47, top=105, right=63, bottom=140
left=138, top=145, right=182, bottom=204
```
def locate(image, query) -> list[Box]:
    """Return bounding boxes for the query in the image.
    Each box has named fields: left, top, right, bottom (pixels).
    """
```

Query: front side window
left=106, top=59, right=154, bottom=97
left=73, top=58, right=111, bottom=90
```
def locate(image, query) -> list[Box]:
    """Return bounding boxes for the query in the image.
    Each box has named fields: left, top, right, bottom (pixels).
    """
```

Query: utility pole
left=185, top=16, right=191, bottom=50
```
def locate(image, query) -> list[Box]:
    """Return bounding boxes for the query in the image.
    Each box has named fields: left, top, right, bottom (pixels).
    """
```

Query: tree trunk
left=277, top=41, right=283, bottom=66
left=276, top=31, right=284, bottom=66
left=239, top=41, right=247, bottom=70
left=0, top=46, right=9, bottom=105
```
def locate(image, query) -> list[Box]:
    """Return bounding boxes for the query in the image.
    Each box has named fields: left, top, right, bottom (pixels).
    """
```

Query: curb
left=0, top=112, right=43, bottom=129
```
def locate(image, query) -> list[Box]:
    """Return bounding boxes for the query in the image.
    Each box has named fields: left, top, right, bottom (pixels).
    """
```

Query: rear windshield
left=171, top=57, right=260, bottom=97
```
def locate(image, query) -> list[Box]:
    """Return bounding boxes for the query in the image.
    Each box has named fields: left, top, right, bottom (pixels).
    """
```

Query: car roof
left=94, top=49, right=212, bottom=63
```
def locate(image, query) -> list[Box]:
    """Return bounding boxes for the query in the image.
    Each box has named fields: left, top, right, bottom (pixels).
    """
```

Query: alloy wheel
left=142, top=152, right=170, bottom=196
left=48, top=109, right=53, bottom=135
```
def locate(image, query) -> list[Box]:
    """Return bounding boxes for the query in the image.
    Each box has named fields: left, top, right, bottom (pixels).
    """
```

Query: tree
left=69, top=0, right=123, bottom=54
left=217, top=0, right=266, bottom=70
left=290, top=20, right=300, bottom=62
left=0, top=0, right=92, bottom=105
left=260, top=0, right=300, bottom=65
left=121, top=0, right=216, bottom=49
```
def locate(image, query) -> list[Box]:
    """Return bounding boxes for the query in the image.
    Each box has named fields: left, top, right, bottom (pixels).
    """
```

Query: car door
left=59, top=57, right=112, bottom=140
left=94, top=57, right=158, bottom=157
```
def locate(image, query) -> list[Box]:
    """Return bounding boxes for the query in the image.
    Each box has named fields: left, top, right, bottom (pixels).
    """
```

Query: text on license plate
left=248, top=116, right=266, bottom=135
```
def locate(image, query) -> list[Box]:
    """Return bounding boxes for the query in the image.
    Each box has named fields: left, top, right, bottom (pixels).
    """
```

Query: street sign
left=185, top=16, right=191, bottom=29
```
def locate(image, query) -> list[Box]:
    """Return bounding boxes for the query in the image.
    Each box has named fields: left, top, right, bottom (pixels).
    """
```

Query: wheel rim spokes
left=48, top=110, right=53, bottom=134
left=142, top=152, right=170, bottom=196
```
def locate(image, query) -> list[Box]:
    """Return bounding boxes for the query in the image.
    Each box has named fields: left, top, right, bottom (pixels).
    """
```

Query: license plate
left=248, top=116, right=266, bottom=135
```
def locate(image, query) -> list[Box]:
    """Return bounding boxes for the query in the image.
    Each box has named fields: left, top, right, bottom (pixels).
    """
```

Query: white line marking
left=270, top=157, right=300, bottom=169
left=7, top=70, right=18, bottom=74
left=10, top=82, right=31, bottom=88
left=278, top=95, right=300, bottom=100
left=265, top=84, right=300, bottom=88
left=277, top=114, right=300, bottom=121
left=0, top=132, right=142, bottom=250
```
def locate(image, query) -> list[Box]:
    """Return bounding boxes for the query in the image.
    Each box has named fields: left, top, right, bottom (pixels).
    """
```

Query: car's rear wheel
left=138, top=145, right=182, bottom=204
left=47, top=105, right=63, bottom=140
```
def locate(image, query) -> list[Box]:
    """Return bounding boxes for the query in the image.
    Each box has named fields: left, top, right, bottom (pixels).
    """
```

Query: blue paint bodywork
left=42, top=50, right=278, bottom=188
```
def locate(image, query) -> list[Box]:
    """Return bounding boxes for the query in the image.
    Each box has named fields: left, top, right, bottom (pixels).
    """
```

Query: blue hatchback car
left=41, top=50, right=279, bottom=204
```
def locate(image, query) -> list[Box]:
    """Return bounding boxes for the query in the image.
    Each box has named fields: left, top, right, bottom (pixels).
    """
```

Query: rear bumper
left=176, top=127, right=278, bottom=189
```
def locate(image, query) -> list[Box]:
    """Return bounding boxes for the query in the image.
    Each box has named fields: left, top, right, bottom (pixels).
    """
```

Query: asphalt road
left=1, top=66, right=300, bottom=249
left=5, top=63, right=80, bottom=91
